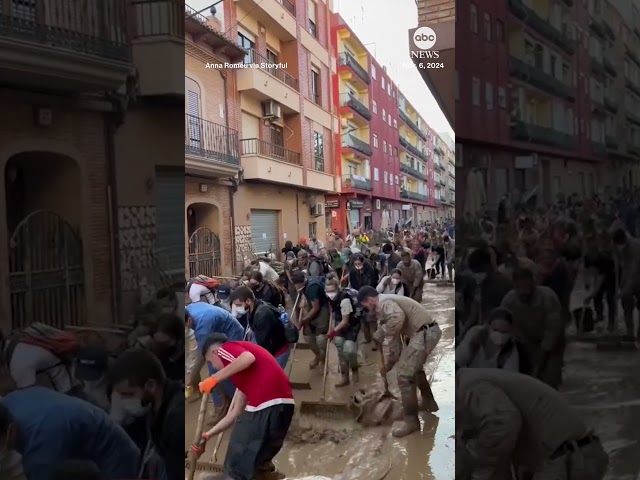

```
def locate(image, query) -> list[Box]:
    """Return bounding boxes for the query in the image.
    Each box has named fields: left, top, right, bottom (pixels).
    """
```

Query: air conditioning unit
left=262, top=101, right=282, bottom=119
left=311, top=203, right=324, bottom=217
left=375, top=199, right=381, bottom=209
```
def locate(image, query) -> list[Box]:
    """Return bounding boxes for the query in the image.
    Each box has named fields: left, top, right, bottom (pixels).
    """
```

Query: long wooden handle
left=320, top=333, right=331, bottom=402
left=188, top=393, right=209, bottom=480
left=378, top=348, right=391, bottom=394
left=211, top=430, right=225, bottom=463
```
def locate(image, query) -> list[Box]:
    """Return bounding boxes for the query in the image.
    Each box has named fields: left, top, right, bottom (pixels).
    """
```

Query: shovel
left=187, top=393, right=210, bottom=480
left=287, top=293, right=312, bottom=390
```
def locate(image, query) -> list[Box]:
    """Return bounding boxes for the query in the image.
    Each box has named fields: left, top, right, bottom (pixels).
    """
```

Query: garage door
left=250, top=210, right=279, bottom=256
left=155, top=169, right=184, bottom=279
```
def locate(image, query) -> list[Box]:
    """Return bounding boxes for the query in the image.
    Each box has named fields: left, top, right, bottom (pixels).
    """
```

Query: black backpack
left=339, top=288, right=365, bottom=321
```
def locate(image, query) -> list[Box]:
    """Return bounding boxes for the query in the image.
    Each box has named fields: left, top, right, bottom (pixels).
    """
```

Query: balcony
left=626, top=79, right=640, bottom=97
left=343, top=174, right=373, bottom=191
left=240, top=138, right=303, bottom=186
left=589, top=17, right=607, bottom=40
left=234, top=0, right=296, bottom=40
left=592, top=99, right=606, bottom=116
left=590, top=56, right=606, bottom=78
left=338, top=51, right=370, bottom=85
left=508, top=0, right=575, bottom=55
left=237, top=49, right=300, bottom=113
left=605, top=96, right=618, bottom=112
left=626, top=110, right=640, bottom=127
left=626, top=46, right=640, bottom=68
left=399, top=162, right=423, bottom=179
left=510, top=57, right=573, bottom=100
left=398, top=109, right=428, bottom=141
left=0, top=0, right=131, bottom=92
left=400, top=190, right=428, bottom=202
left=343, top=134, right=372, bottom=157
left=434, top=160, right=446, bottom=172
left=399, top=136, right=427, bottom=161
left=339, top=93, right=371, bottom=122
left=437, top=178, right=447, bottom=187
left=592, top=141, right=607, bottom=157
left=434, top=145, right=444, bottom=156
left=605, top=135, right=618, bottom=149
left=185, top=114, right=240, bottom=176
left=603, top=57, right=617, bottom=76
left=510, top=121, right=575, bottom=150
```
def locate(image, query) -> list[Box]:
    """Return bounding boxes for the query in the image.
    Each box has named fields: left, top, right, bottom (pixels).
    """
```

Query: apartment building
left=0, top=0, right=183, bottom=331
left=437, top=133, right=456, bottom=218
left=456, top=0, right=640, bottom=212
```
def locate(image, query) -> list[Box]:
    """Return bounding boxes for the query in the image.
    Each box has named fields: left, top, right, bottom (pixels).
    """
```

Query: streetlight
left=187, top=0, right=225, bottom=18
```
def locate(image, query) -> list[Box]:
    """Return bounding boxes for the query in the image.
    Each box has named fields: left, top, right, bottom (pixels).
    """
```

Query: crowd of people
left=453, top=191, right=636, bottom=480
left=0, top=290, right=184, bottom=480
left=186, top=221, right=454, bottom=478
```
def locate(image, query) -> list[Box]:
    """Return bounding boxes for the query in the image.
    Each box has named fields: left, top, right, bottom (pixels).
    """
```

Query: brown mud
left=185, top=282, right=455, bottom=480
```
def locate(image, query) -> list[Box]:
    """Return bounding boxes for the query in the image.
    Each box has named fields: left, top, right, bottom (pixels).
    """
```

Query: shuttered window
left=251, top=210, right=279, bottom=255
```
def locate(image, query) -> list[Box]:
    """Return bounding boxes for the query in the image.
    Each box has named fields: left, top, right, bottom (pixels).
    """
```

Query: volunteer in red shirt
left=193, top=334, right=295, bottom=479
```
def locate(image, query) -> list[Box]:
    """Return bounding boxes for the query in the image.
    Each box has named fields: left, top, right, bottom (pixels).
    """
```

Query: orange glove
left=199, top=376, right=219, bottom=394
left=190, top=432, right=210, bottom=456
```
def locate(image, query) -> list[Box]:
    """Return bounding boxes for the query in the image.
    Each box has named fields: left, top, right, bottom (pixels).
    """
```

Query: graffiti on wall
left=234, top=224, right=252, bottom=267
left=118, top=206, right=156, bottom=292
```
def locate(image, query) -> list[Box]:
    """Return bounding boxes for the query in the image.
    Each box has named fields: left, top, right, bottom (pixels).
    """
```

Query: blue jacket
left=186, top=302, right=245, bottom=352
left=3, top=387, right=140, bottom=480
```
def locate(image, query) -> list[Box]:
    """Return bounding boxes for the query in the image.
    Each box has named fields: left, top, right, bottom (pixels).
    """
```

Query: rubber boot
left=308, top=340, right=324, bottom=369
left=416, top=371, right=439, bottom=412
left=393, top=386, right=421, bottom=437
left=258, top=461, right=276, bottom=472
left=351, top=368, right=360, bottom=384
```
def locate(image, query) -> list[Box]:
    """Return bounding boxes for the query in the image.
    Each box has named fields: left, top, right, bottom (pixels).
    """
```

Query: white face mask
left=231, top=305, right=247, bottom=318
left=110, top=393, right=150, bottom=425
left=355, top=265, right=363, bottom=270
left=391, top=278, right=401, bottom=285
left=489, top=330, right=510, bottom=346
left=326, top=291, right=338, bottom=300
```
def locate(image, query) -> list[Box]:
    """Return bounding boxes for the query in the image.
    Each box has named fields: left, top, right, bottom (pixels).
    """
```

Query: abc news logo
left=413, top=26, right=437, bottom=50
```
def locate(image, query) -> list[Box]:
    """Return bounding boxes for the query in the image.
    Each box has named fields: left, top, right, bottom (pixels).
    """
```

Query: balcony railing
left=603, top=57, right=617, bottom=76
left=437, top=179, right=447, bottom=187
left=185, top=114, right=240, bottom=166
left=589, top=17, right=607, bottom=39
left=510, top=121, right=575, bottom=150
left=343, top=174, right=372, bottom=191
left=626, top=46, right=640, bottom=68
left=398, top=109, right=428, bottom=141
left=0, top=0, right=130, bottom=61
left=314, top=154, right=325, bottom=172
left=343, top=134, right=372, bottom=156
left=244, top=49, right=299, bottom=91
left=590, top=56, right=606, bottom=77
left=508, top=0, right=575, bottom=54
left=338, top=51, right=370, bottom=85
left=605, top=96, right=618, bottom=112
left=510, top=57, right=573, bottom=100
left=240, top=138, right=302, bottom=165
left=399, top=136, right=427, bottom=161
left=280, top=0, right=296, bottom=16
left=400, top=190, right=428, bottom=202
left=592, top=141, right=607, bottom=157
left=605, top=135, right=618, bottom=149
left=433, top=145, right=444, bottom=156
left=626, top=110, right=640, bottom=126
left=339, top=93, right=372, bottom=121
left=434, top=160, right=445, bottom=171
left=399, top=162, right=423, bottom=179
left=131, top=0, right=184, bottom=39
left=626, top=79, right=640, bottom=97
left=592, top=98, right=606, bottom=115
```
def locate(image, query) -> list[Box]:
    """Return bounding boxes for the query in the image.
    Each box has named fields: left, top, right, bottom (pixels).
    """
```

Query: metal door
left=8, top=210, right=85, bottom=329
left=155, top=169, right=185, bottom=280
left=250, top=210, right=278, bottom=255
left=188, top=227, right=221, bottom=278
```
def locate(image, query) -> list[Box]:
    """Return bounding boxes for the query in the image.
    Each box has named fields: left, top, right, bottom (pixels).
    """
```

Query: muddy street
left=185, top=282, right=455, bottom=479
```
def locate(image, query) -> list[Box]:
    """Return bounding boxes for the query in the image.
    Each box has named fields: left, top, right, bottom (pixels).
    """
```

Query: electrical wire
left=223, top=0, right=267, bottom=37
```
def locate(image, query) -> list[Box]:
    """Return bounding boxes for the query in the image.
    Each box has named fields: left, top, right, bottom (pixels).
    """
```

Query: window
left=384, top=171, right=388, bottom=184
left=483, top=13, right=491, bottom=41
left=382, top=108, right=386, bottom=118
left=394, top=147, right=398, bottom=156
left=383, top=140, right=387, bottom=153
left=374, top=167, right=379, bottom=181
left=393, top=119, right=397, bottom=128
left=313, top=131, right=324, bottom=171
left=496, top=20, right=504, bottom=41
left=498, top=86, right=506, bottom=108
left=373, top=134, right=379, bottom=148
left=266, top=48, right=278, bottom=65
left=395, top=175, right=399, bottom=185
left=382, top=77, right=386, bottom=89
left=309, top=222, right=317, bottom=238
left=472, top=77, right=480, bottom=106
left=308, top=0, right=317, bottom=37
left=392, top=90, right=396, bottom=98
left=270, top=124, right=284, bottom=156
left=237, top=32, right=255, bottom=64
left=371, top=65, right=376, bottom=79
left=485, top=82, right=494, bottom=109
left=311, top=67, right=320, bottom=105
left=388, top=113, right=392, bottom=126
left=372, top=100, right=377, bottom=113
left=470, top=3, right=478, bottom=33
left=387, top=83, right=391, bottom=95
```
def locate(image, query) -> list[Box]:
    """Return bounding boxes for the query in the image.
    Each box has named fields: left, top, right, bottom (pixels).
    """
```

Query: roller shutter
left=250, top=210, right=279, bottom=255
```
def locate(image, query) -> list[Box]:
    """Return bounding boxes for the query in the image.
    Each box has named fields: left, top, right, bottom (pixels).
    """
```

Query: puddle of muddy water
left=186, top=283, right=455, bottom=480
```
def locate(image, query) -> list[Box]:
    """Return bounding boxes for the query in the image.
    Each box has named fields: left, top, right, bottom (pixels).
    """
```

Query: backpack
left=308, top=256, right=330, bottom=278
left=339, top=288, right=365, bottom=320
left=264, top=280, right=287, bottom=308
left=6, top=323, right=79, bottom=367
left=187, top=276, right=219, bottom=293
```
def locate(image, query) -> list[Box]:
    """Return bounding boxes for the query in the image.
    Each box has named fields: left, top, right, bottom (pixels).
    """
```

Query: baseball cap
left=75, top=346, right=109, bottom=381
left=217, top=285, right=231, bottom=300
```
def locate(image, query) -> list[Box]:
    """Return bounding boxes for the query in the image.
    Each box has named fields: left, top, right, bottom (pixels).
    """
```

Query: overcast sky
left=189, top=0, right=453, bottom=136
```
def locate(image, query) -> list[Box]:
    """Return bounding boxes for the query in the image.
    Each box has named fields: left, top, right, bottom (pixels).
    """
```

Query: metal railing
left=508, top=0, right=575, bottom=54
left=130, top=0, right=184, bottom=39
left=343, top=174, right=372, bottom=191
left=338, top=51, right=370, bottom=84
left=510, top=57, right=573, bottom=100
left=510, top=121, right=575, bottom=150
left=240, top=138, right=302, bottom=165
left=400, top=190, right=428, bottom=202
left=244, top=49, right=299, bottom=91
left=398, top=109, right=428, bottom=141
left=433, top=145, right=444, bottom=156
left=399, top=135, right=427, bottom=161
left=314, top=154, right=325, bottom=172
left=399, top=162, right=423, bottom=179
left=0, top=0, right=130, bottom=62
left=185, top=114, right=240, bottom=165
left=340, top=93, right=372, bottom=121
left=343, top=134, right=372, bottom=156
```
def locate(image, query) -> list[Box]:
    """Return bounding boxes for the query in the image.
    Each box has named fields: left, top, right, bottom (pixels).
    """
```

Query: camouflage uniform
left=372, top=294, right=442, bottom=437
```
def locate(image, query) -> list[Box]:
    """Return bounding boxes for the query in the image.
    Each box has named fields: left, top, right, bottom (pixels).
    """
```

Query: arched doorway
left=5, top=153, right=84, bottom=329
left=187, top=203, right=222, bottom=278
